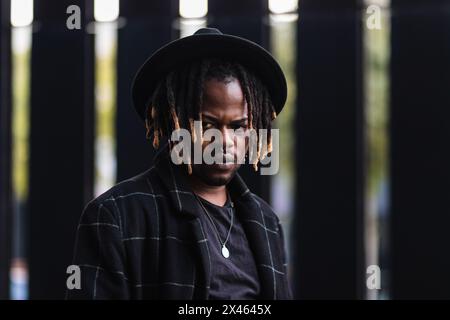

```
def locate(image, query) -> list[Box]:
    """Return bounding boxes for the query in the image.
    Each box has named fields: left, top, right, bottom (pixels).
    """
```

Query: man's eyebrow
left=229, top=118, right=248, bottom=125
left=201, top=114, right=248, bottom=124
left=201, top=114, right=219, bottom=122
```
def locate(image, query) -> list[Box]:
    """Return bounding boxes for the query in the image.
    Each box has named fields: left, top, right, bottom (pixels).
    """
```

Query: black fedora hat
left=131, top=27, right=287, bottom=122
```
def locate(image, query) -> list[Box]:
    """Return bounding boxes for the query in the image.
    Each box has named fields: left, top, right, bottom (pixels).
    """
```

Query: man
left=68, top=28, right=291, bottom=299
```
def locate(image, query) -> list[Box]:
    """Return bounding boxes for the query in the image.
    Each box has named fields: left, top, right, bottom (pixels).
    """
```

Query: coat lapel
left=153, top=147, right=211, bottom=298
left=229, top=175, right=278, bottom=299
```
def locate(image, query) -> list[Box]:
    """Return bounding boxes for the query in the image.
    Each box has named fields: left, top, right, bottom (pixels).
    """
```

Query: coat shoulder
left=91, top=168, right=157, bottom=202
left=81, top=168, right=160, bottom=218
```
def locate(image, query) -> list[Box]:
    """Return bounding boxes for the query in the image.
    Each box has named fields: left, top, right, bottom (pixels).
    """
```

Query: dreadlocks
left=144, top=58, right=277, bottom=173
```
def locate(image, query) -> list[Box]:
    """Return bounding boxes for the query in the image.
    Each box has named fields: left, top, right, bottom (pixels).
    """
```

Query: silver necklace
left=195, top=193, right=234, bottom=259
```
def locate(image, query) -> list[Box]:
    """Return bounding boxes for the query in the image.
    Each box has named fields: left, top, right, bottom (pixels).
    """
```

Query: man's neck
left=188, top=175, right=227, bottom=207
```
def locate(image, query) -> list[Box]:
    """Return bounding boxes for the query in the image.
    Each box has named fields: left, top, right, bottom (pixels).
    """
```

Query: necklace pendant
left=221, top=245, right=230, bottom=259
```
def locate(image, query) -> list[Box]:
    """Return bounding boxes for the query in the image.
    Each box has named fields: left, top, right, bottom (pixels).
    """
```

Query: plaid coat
left=67, top=147, right=292, bottom=300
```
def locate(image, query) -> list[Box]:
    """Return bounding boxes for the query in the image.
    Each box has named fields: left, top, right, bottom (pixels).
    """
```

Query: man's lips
left=211, top=162, right=235, bottom=171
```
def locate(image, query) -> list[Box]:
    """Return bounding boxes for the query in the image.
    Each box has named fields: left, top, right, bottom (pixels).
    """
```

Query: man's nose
left=221, top=128, right=235, bottom=151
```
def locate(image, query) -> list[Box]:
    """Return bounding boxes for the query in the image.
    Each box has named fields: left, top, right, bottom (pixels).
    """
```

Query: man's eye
left=202, top=122, right=214, bottom=130
left=233, top=127, right=248, bottom=137
left=232, top=124, right=247, bottom=130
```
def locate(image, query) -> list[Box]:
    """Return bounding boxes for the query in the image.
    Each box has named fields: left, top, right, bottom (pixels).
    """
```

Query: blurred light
left=364, top=0, right=390, bottom=6
left=12, top=26, right=32, bottom=54
left=10, top=24, right=32, bottom=300
left=95, top=22, right=117, bottom=58
left=269, top=13, right=298, bottom=23
left=10, top=259, right=28, bottom=300
left=94, top=0, right=120, bottom=22
left=10, top=0, right=33, bottom=27
left=94, top=22, right=117, bottom=196
left=179, top=0, right=208, bottom=19
left=179, top=18, right=207, bottom=38
left=269, top=0, right=298, bottom=14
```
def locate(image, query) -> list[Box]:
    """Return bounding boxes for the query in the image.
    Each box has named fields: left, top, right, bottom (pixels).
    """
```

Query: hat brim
left=131, top=33, right=287, bottom=122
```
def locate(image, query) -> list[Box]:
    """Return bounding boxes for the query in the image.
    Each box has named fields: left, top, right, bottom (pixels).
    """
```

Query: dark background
left=1, top=0, right=450, bottom=300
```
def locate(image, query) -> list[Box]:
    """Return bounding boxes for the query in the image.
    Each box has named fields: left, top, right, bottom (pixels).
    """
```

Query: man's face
left=191, top=77, right=249, bottom=186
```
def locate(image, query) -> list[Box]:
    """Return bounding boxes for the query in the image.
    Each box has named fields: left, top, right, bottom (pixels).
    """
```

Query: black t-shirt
left=197, top=193, right=261, bottom=300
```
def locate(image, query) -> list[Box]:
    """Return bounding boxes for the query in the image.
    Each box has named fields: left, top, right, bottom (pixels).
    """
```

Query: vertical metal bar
left=293, top=0, right=364, bottom=299
left=28, top=0, right=94, bottom=299
left=115, top=0, right=176, bottom=183
left=390, top=0, right=450, bottom=299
